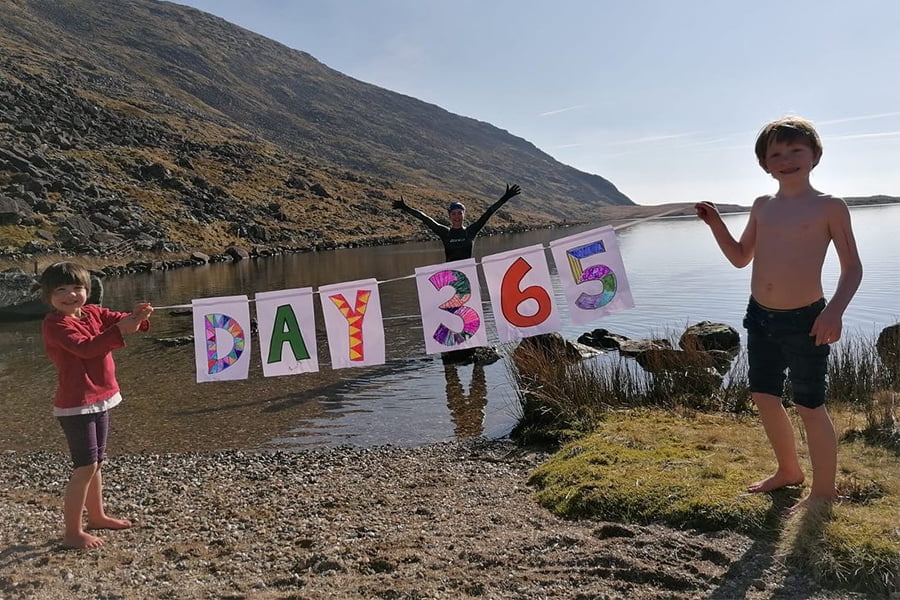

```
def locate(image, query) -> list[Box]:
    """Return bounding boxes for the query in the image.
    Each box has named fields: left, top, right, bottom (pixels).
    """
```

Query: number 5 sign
left=549, top=226, right=634, bottom=325
left=481, top=245, right=561, bottom=342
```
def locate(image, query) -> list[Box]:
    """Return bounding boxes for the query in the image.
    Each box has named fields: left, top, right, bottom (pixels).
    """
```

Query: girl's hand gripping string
left=133, top=302, right=154, bottom=322
left=117, top=303, right=154, bottom=334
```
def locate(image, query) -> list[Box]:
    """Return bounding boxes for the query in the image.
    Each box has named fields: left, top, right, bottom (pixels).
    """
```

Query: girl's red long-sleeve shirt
left=42, top=305, right=147, bottom=413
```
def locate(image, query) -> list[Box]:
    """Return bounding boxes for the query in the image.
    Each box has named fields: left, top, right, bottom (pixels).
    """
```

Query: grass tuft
left=529, top=411, right=790, bottom=534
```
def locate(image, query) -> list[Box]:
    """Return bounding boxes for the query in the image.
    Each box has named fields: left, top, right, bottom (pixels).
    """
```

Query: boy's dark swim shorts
left=743, top=297, right=829, bottom=408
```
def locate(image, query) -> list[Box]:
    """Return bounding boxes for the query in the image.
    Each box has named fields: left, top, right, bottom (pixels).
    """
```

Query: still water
left=1, top=204, right=896, bottom=453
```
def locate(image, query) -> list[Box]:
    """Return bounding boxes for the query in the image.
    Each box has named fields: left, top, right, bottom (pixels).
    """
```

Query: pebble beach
left=0, top=440, right=870, bottom=600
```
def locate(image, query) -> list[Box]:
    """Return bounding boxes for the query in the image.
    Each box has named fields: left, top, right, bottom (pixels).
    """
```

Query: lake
left=1, top=204, right=896, bottom=453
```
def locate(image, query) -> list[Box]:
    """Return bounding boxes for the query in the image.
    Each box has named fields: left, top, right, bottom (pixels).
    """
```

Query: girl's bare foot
left=86, top=516, right=132, bottom=530
left=747, top=471, right=804, bottom=493
left=62, top=531, right=104, bottom=549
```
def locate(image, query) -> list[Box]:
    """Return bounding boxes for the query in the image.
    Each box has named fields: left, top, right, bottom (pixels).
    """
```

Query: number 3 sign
left=415, top=259, right=490, bottom=355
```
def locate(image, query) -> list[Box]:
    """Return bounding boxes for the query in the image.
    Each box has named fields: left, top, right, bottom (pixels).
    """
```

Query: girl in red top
left=38, top=262, right=153, bottom=548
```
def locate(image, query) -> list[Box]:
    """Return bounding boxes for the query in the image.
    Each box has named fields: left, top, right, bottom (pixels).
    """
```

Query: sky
left=172, top=0, right=900, bottom=207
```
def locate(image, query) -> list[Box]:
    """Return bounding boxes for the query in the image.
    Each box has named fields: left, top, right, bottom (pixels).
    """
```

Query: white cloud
left=826, top=131, right=900, bottom=141
left=538, top=104, right=589, bottom=117
left=607, top=133, right=694, bottom=146
left=817, top=111, right=900, bottom=126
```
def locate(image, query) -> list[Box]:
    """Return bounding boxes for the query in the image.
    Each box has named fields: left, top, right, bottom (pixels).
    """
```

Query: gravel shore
left=0, top=441, right=869, bottom=600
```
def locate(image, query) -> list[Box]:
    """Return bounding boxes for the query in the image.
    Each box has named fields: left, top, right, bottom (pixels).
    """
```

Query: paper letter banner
left=414, top=259, right=489, bottom=354
left=481, top=244, right=561, bottom=343
left=255, top=288, right=319, bottom=377
left=549, top=226, right=634, bottom=325
left=192, top=295, right=253, bottom=383
left=318, top=278, right=385, bottom=369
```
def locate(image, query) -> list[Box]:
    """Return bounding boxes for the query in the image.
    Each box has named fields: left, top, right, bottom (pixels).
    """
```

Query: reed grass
left=509, top=331, right=897, bottom=445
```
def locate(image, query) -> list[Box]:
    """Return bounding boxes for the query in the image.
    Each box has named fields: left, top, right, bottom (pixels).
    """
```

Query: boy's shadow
left=708, top=488, right=821, bottom=600
left=769, top=501, right=837, bottom=598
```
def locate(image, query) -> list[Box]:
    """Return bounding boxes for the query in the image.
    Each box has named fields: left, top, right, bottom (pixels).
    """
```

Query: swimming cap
left=447, top=201, right=466, bottom=212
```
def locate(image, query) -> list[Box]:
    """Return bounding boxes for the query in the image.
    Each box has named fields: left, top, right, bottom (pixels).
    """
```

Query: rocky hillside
left=0, top=0, right=634, bottom=261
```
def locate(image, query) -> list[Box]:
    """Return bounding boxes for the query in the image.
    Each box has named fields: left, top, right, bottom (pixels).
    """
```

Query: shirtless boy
left=696, top=115, right=863, bottom=511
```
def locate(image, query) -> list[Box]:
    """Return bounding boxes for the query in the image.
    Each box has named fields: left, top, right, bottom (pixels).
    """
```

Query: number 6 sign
left=481, top=245, right=561, bottom=342
left=549, top=226, right=634, bottom=325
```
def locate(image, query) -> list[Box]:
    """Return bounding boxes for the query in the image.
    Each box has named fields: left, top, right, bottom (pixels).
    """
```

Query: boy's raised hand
left=694, top=201, right=721, bottom=225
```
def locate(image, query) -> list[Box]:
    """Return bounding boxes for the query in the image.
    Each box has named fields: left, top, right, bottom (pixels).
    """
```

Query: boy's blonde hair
left=36, top=262, right=91, bottom=305
left=755, top=116, right=823, bottom=169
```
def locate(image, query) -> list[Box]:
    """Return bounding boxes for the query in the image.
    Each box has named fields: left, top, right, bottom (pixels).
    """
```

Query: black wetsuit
left=397, top=195, right=512, bottom=262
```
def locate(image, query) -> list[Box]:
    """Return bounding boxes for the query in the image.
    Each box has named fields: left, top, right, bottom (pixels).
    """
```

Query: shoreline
left=0, top=441, right=868, bottom=600
left=1, top=198, right=895, bottom=281
left=0, top=203, right=695, bottom=276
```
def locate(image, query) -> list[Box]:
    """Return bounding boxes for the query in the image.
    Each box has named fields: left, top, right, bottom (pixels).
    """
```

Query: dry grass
left=509, top=332, right=895, bottom=441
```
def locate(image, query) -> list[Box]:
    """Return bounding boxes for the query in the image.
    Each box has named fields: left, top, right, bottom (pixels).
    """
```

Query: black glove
left=392, top=197, right=408, bottom=210
left=502, top=184, right=521, bottom=201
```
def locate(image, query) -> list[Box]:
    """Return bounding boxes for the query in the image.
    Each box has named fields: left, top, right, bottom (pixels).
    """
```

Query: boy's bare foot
left=86, top=516, right=132, bottom=530
left=788, top=491, right=837, bottom=515
left=62, top=531, right=104, bottom=549
left=747, top=471, right=804, bottom=493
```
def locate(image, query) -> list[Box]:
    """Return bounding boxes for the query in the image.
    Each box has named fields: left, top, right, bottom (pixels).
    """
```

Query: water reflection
left=443, top=361, right=488, bottom=438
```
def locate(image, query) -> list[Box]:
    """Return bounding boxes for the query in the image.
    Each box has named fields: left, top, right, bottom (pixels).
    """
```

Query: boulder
left=60, top=214, right=97, bottom=237
left=155, top=335, right=194, bottom=347
left=0, top=195, right=34, bottom=225
left=309, top=182, right=332, bottom=198
left=0, top=269, right=103, bottom=321
left=618, top=339, right=671, bottom=357
left=876, top=323, right=900, bottom=373
left=441, top=346, right=502, bottom=366
left=679, top=321, right=740, bottom=352
left=224, top=245, right=250, bottom=261
left=577, top=328, right=630, bottom=350
left=139, top=162, right=171, bottom=181
left=513, top=332, right=602, bottom=364
left=631, top=347, right=724, bottom=397
left=0, top=270, right=38, bottom=313
left=633, top=347, right=716, bottom=372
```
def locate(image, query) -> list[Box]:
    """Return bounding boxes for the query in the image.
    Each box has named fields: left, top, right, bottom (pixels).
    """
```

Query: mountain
left=0, top=0, right=634, bottom=260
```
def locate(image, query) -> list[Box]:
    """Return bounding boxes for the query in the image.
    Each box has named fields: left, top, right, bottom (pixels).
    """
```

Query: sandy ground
left=0, top=440, right=872, bottom=600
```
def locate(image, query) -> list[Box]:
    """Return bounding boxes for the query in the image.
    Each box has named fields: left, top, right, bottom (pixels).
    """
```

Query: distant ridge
left=0, top=0, right=634, bottom=259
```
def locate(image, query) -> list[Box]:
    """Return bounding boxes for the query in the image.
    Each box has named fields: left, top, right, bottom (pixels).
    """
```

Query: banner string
left=151, top=207, right=683, bottom=311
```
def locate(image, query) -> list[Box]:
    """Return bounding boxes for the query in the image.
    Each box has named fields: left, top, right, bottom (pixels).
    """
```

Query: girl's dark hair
left=754, top=116, right=823, bottom=166
left=36, top=262, right=91, bottom=304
